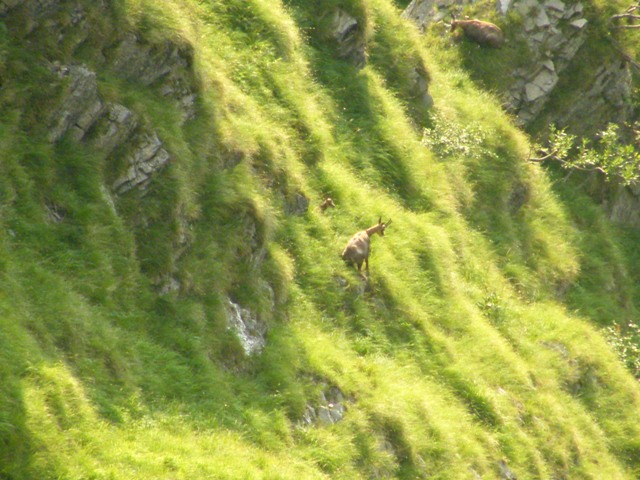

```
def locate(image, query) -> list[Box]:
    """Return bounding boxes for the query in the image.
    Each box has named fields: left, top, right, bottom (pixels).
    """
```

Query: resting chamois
left=319, top=196, right=336, bottom=213
left=450, top=18, right=504, bottom=48
left=342, top=217, right=391, bottom=275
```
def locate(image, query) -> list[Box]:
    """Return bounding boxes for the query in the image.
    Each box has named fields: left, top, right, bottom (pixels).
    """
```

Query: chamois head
left=371, top=217, right=392, bottom=237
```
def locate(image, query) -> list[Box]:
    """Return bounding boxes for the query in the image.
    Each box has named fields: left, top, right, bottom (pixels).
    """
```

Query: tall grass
left=1, top=0, right=640, bottom=479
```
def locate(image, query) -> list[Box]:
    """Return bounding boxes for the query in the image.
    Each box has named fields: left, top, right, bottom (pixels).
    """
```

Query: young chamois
left=319, top=196, right=336, bottom=213
left=449, top=17, right=504, bottom=48
left=342, top=217, right=391, bottom=276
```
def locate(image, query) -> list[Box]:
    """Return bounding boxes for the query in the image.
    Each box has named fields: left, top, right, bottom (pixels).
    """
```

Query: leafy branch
left=529, top=124, right=640, bottom=186
left=611, top=3, right=640, bottom=29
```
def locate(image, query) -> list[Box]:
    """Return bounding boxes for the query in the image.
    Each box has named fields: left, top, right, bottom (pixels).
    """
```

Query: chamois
left=342, top=217, right=391, bottom=275
left=450, top=18, right=504, bottom=48
left=320, top=196, right=336, bottom=213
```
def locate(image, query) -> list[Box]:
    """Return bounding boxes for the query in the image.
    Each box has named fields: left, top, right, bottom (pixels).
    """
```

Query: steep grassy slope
left=1, top=0, right=640, bottom=479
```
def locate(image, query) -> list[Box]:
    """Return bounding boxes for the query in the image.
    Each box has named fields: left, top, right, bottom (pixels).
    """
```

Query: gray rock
left=496, top=0, right=512, bottom=15
left=570, top=18, right=588, bottom=29
left=107, top=33, right=197, bottom=122
left=45, top=202, right=66, bottom=223
left=403, top=0, right=474, bottom=29
left=158, top=276, right=181, bottom=295
left=331, top=9, right=367, bottom=69
left=113, top=132, right=171, bottom=194
left=285, top=192, right=310, bottom=216
left=535, top=7, right=551, bottom=28
left=300, top=385, right=347, bottom=426
left=606, top=184, right=640, bottom=228
left=48, top=63, right=105, bottom=143
left=553, top=58, right=632, bottom=136
left=545, top=0, right=565, bottom=13
left=524, top=64, right=558, bottom=102
left=92, top=104, right=138, bottom=156
left=408, top=67, right=434, bottom=108
left=498, top=459, right=518, bottom=480
left=225, top=299, right=267, bottom=356
left=403, top=0, right=590, bottom=125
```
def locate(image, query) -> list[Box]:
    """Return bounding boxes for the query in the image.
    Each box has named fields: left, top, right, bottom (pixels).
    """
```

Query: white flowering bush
left=605, top=322, right=640, bottom=380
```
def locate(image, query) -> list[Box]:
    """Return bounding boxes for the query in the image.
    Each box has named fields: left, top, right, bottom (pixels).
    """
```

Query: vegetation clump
left=1, top=0, right=640, bottom=479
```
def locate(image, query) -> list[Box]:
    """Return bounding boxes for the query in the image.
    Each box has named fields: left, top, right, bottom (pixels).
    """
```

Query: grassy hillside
left=1, top=0, right=640, bottom=479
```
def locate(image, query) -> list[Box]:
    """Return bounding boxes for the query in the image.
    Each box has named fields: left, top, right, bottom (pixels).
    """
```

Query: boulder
left=331, top=9, right=367, bottom=69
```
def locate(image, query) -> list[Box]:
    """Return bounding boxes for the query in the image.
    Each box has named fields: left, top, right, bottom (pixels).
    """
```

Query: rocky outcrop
left=301, top=385, right=347, bottom=426
left=105, top=33, right=197, bottom=123
left=284, top=192, right=310, bottom=216
left=402, top=0, right=468, bottom=27
left=503, top=0, right=591, bottom=125
left=407, top=66, right=434, bottom=109
left=498, top=459, right=518, bottom=480
left=112, top=131, right=172, bottom=194
left=225, top=299, right=267, bottom=356
left=605, top=183, right=640, bottom=228
left=331, top=9, right=367, bottom=69
left=48, top=63, right=106, bottom=143
left=92, top=104, right=138, bottom=156
left=551, top=58, right=632, bottom=135
left=46, top=61, right=173, bottom=195
left=2, top=0, right=199, bottom=196
left=403, top=0, right=632, bottom=130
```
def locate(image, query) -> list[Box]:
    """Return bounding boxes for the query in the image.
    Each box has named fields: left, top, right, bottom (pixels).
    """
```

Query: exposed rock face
left=301, top=386, right=347, bottom=426
left=605, top=183, right=640, bottom=228
left=331, top=9, right=367, bottom=69
left=552, top=58, right=632, bottom=135
left=45, top=61, right=173, bottom=195
left=113, top=131, right=172, bottom=194
left=504, top=0, right=591, bottom=125
left=48, top=63, right=106, bottom=143
left=285, top=192, right=310, bottom=216
left=402, top=0, right=469, bottom=27
left=403, top=0, right=631, bottom=131
left=226, top=299, right=267, bottom=356
left=498, top=459, right=518, bottom=480
left=407, top=66, right=434, bottom=109
left=3, top=0, right=199, bottom=196
left=92, top=104, right=139, bottom=156
left=106, top=33, right=197, bottom=123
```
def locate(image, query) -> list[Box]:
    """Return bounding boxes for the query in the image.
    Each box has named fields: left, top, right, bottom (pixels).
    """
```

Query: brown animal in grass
left=450, top=19, right=504, bottom=48
left=342, top=217, right=391, bottom=275
left=320, top=196, right=336, bottom=212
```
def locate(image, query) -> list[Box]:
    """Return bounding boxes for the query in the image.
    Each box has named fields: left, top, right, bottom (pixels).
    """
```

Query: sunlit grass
left=2, top=0, right=640, bottom=478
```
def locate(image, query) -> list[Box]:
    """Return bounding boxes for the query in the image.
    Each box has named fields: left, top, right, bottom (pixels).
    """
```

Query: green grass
left=1, top=0, right=640, bottom=479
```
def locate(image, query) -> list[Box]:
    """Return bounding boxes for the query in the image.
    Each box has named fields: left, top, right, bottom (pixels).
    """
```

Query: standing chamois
left=449, top=18, right=504, bottom=48
left=342, top=217, right=391, bottom=275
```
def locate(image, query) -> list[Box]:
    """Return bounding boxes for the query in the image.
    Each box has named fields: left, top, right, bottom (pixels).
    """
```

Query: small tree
left=529, top=123, right=640, bottom=186
left=611, top=3, right=640, bottom=30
